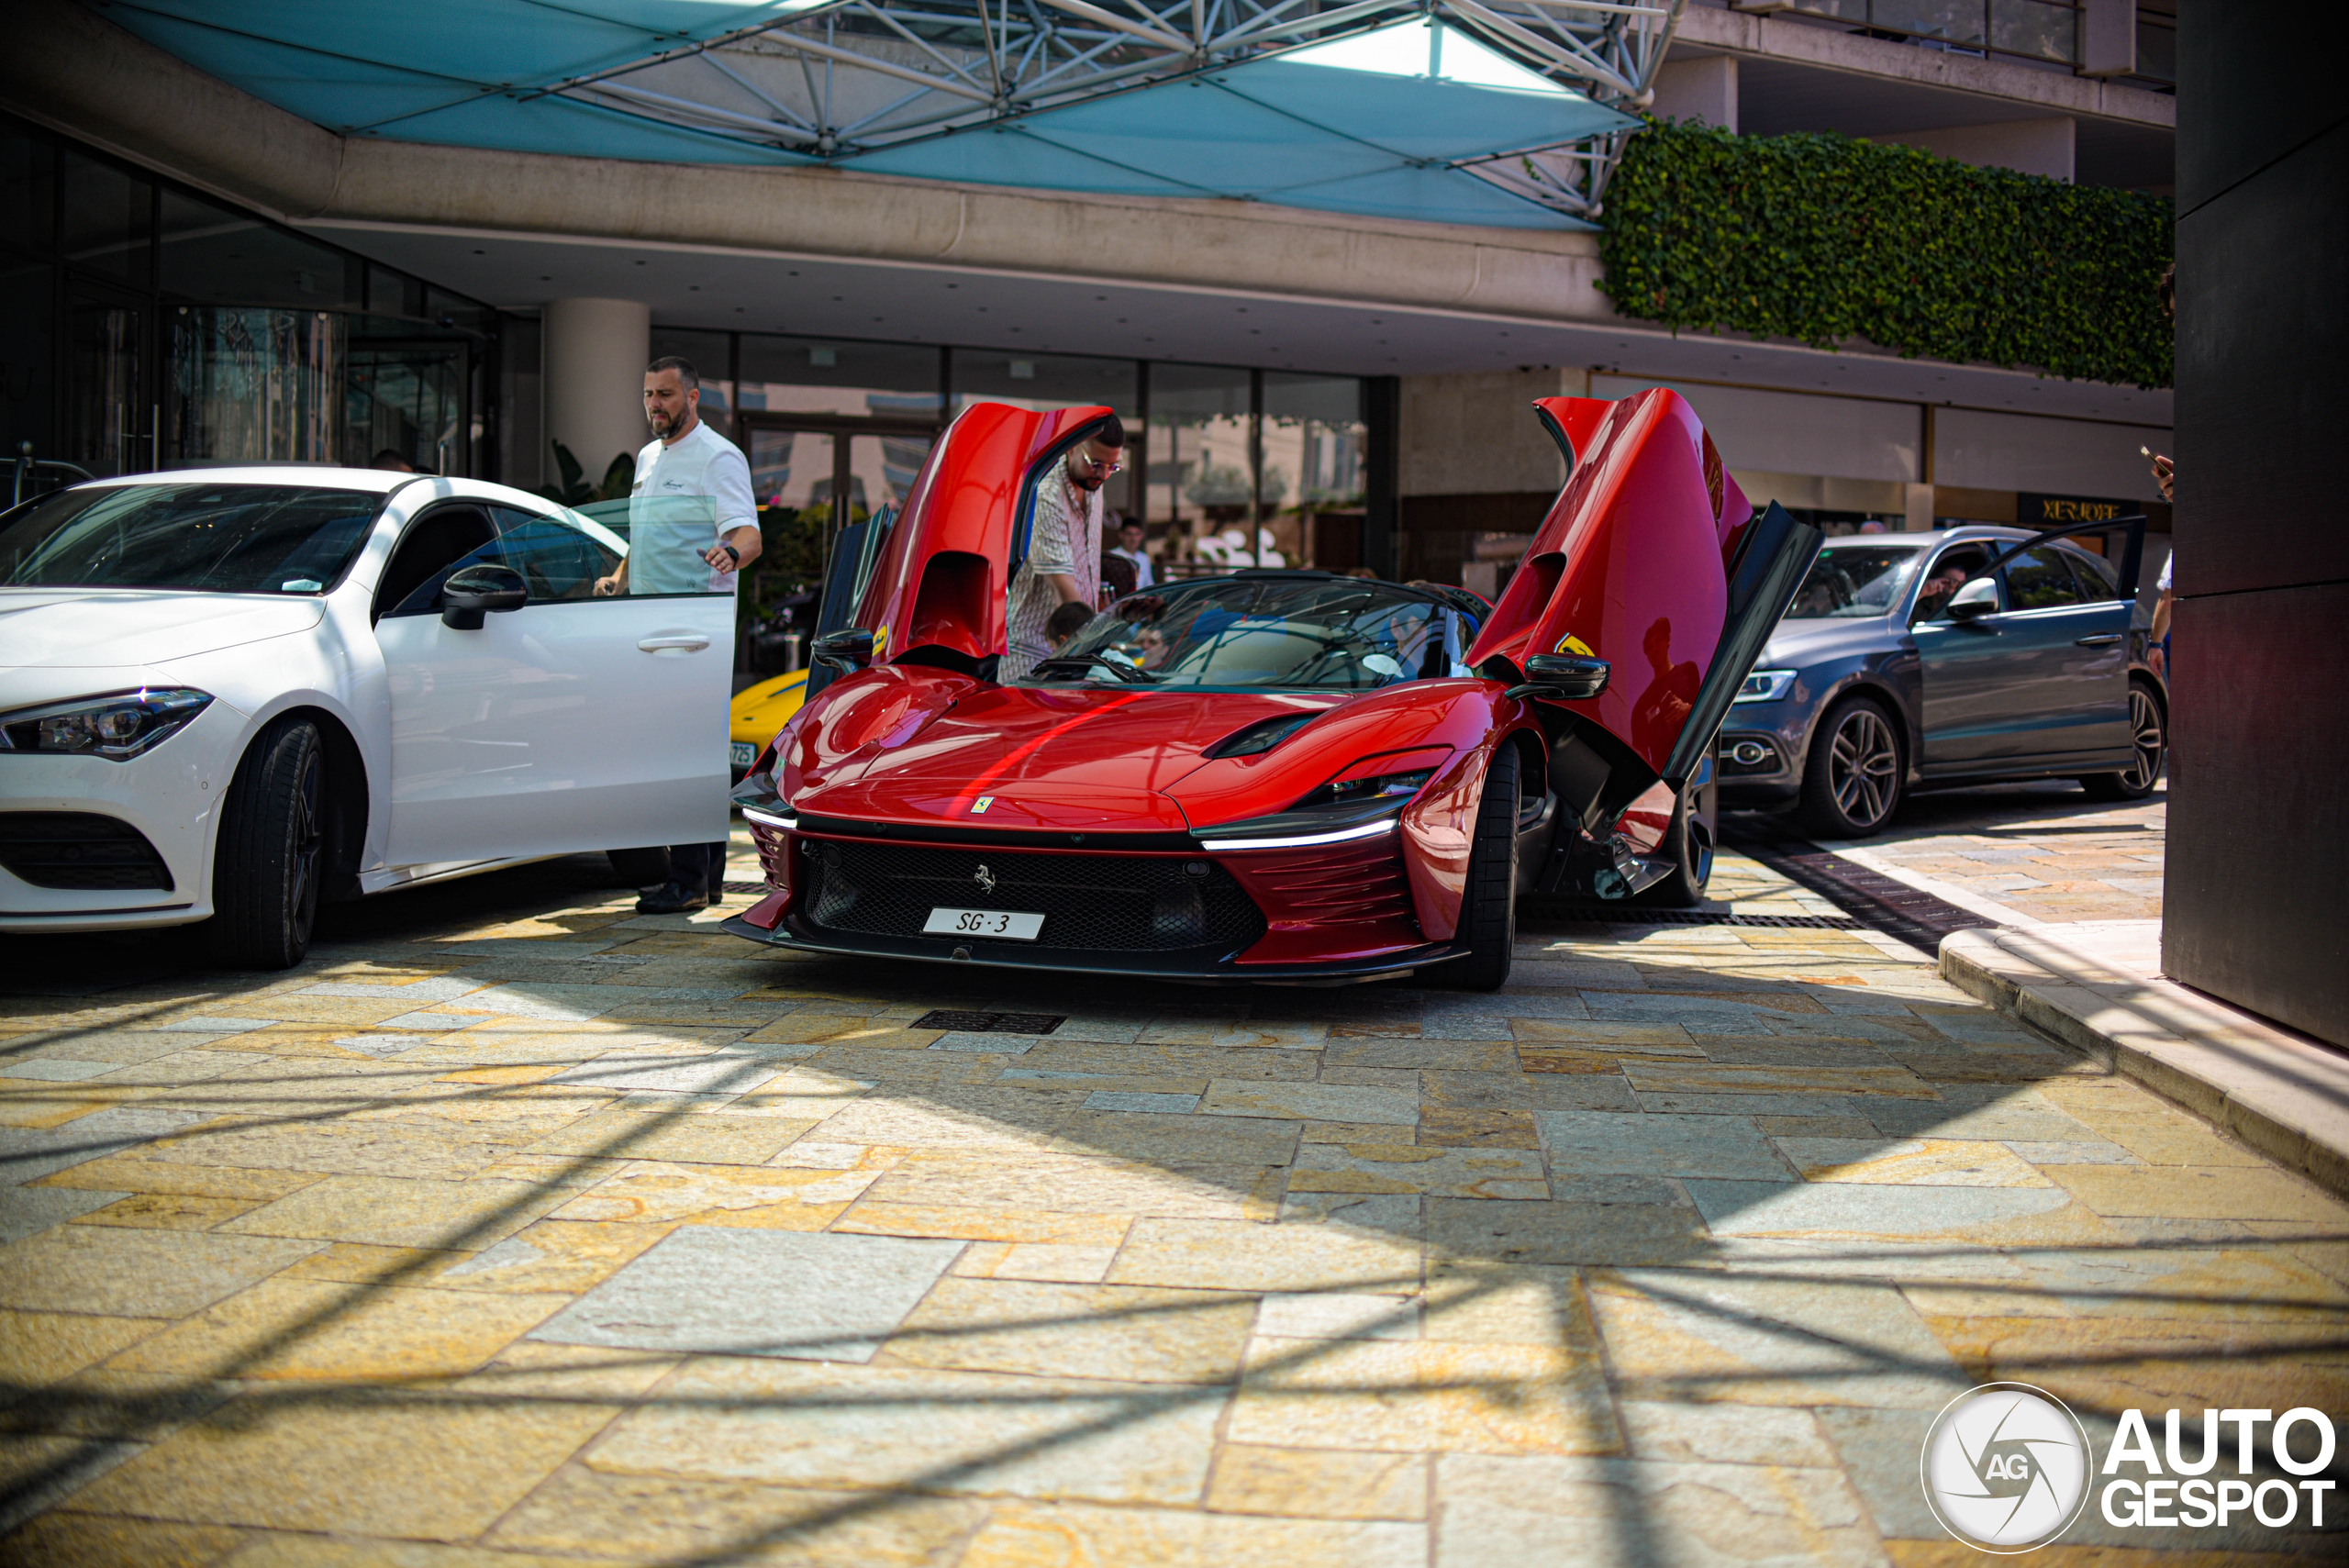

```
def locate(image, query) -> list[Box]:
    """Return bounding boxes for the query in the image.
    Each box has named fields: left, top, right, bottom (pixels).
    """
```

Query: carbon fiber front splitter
left=716, top=912, right=1464, bottom=985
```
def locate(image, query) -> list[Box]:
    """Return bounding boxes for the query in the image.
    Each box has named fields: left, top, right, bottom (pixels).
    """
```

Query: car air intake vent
left=0, top=813, right=174, bottom=891
left=801, top=840, right=1264, bottom=953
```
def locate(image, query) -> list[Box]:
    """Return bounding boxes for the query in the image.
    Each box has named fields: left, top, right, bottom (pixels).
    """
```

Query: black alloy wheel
left=2079, top=680, right=2166, bottom=801
left=1441, top=743, right=1518, bottom=991
left=1798, top=695, right=1903, bottom=839
left=210, top=716, right=326, bottom=969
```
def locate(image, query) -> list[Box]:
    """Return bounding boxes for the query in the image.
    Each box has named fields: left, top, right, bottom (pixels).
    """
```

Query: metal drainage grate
left=913, top=1010, right=1067, bottom=1034
left=722, top=881, right=769, bottom=896
left=1524, top=906, right=1865, bottom=930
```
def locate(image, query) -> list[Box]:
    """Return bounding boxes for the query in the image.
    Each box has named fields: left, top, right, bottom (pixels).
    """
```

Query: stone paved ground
left=1802, top=781, right=2168, bottom=927
left=3, top=818, right=2343, bottom=1567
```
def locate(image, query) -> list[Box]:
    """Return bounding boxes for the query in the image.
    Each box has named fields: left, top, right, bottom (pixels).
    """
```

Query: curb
left=1939, top=928, right=2349, bottom=1198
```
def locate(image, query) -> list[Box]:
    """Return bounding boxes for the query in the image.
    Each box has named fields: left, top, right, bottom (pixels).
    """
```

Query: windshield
left=1033, top=576, right=1480, bottom=691
left=1783, top=544, right=1924, bottom=619
left=0, top=484, right=387, bottom=595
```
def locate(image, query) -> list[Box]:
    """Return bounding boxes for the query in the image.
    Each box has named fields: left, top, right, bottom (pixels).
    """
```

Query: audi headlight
left=0, top=689, right=213, bottom=760
left=1733, top=669, right=1798, bottom=705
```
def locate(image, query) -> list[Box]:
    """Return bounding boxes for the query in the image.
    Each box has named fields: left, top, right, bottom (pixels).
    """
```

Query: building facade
left=4, top=0, right=2174, bottom=591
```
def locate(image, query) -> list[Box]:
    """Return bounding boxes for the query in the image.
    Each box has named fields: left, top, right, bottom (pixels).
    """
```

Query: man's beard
left=649, top=406, right=683, bottom=437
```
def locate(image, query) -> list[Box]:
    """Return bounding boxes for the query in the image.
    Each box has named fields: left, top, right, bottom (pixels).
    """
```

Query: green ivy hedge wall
left=1597, top=123, right=2175, bottom=389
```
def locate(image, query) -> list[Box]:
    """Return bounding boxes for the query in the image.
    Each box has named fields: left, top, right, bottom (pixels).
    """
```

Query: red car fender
left=1397, top=706, right=1544, bottom=941
left=780, top=664, right=973, bottom=799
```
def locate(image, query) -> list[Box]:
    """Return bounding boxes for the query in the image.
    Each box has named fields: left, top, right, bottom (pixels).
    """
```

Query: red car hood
left=794, top=684, right=1339, bottom=833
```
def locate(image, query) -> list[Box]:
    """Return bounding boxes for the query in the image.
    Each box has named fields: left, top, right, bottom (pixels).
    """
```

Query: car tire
left=607, top=847, right=673, bottom=887
left=1798, top=695, right=1904, bottom=839
left=1640, top=788, right=1713, bottom=907
left=1441, top=744, right=1518, bottom=992
left=209, top=716, right=325, bottom=970
left=2078, top=679, right=2166, bottom=801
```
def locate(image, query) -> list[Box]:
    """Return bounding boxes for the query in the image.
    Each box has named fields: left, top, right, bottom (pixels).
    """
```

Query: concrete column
left=1903, top=483, right=1937, bottom=532
left=541, top=297, right=651, bottom=487
left=1875, top=118, right=2076, bottom=183
left=1650, top=55, right=1737, bottom=131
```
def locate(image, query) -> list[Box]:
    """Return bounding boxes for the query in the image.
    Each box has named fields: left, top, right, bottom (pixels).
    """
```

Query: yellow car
left=729, top=668, right=809, bottom=778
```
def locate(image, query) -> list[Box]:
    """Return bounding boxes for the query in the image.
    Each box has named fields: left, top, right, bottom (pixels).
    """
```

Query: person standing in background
left=596, top=355, right=763, bottom=914
left=1003, top=419, right=1124, bottom=680
left=1109, top=517, right=1156, bottom=589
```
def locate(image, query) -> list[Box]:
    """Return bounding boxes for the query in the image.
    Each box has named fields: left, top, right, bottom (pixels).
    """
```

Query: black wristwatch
left=719, top=543, right=741, bottom=567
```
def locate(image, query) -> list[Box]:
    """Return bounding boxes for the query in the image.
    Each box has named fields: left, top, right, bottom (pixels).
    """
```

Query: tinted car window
left=0, top=483, right=383, bottom=594
left=376, top=505, right=498, bottom=618
left=493, top=506, right=621, bottom=603
left=2064, top=547, right=2121, bottom=602
left=1911, top=544, right=1996, bottom=622
left=2005, top=547, right=2086, bottom=610
left=1785, top=545, right=1922, bottom=619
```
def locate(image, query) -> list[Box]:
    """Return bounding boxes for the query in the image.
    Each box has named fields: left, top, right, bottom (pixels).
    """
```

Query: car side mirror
left=440, top=564, right=529, bottom=630
left=813, top=628, right=875, bottom=672
left=1946, top=578, right=2000, bottom=621
left=1504, top=653, right=1609, bottom=701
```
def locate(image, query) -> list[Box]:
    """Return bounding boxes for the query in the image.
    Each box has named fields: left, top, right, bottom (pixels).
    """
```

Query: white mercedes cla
left=0, top=469, right=735, bottom=966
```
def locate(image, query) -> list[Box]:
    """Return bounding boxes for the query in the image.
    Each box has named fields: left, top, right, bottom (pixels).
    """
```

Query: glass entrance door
left=740, top=417, right=938, bottom=583
left=65, top=293, right=152, bottom=478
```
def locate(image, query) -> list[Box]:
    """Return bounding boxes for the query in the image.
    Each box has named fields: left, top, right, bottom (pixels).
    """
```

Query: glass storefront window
left=60, top=149, right=151, bottom=289
left=651, top=327, right=733, bottom=416
left=738, top=334, right=941, bottom=422
left=1264, top=372, right=1364, bottom=573
left=1149, top=362, right=1253, bottom=564
left=953, top=350, right=1137, bottom=417
left=344, top=325, right=466, bottom=473
left=1, top=130, right=53, bottom=256
left=160, top=188, right=362, bottom=312
left=169, top=306, right=344, bottom=469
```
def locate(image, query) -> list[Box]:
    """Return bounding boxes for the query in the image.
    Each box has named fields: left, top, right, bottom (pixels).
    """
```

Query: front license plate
left=924, top=907, right=1046, bottom=941
left=729, top=740, right=758, bottom=770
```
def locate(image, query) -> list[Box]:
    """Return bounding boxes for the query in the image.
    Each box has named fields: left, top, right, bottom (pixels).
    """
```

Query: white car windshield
left=1030, top=575, right=1482, bottom=691
left=0, top=483, right=385, bottom=595
left=1784, top=544, right=1925, bottom=619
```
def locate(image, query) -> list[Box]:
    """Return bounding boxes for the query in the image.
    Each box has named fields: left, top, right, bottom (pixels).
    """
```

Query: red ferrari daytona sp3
left=723, top=390, right=1820, bottom=990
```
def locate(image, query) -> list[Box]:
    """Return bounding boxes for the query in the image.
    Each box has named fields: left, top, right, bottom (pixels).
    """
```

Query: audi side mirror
left=440, top=564, right=529, bottom=630
left=813, top=628, right=875, bottom=672
left=1503, top=653, right=1609, bottom=702
left=1946, top=578, right=2000, bottom=621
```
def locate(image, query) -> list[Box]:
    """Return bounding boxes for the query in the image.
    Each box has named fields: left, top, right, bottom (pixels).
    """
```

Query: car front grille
left=800, top=837, right=1265, bottom=953
left=0, top=812, right=174, bottom=891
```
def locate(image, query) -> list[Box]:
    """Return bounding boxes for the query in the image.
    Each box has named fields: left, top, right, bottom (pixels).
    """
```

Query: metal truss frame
left=530, top=0, right=1687, bottom=219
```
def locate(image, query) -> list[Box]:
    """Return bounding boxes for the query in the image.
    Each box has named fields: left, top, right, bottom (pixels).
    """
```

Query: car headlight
left=1732, top=669, right=1798, bottom=705
left=1298, top=767, right=1435, bottom=811
left=0, top=689, right=213, bottom=761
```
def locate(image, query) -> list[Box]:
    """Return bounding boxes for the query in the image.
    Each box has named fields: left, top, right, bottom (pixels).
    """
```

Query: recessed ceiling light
left=473, top=248, right=485, bottom=255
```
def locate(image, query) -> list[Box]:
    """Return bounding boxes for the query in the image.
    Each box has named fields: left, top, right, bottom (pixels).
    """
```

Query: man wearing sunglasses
left=1004, top=417, right=1126, bottom=680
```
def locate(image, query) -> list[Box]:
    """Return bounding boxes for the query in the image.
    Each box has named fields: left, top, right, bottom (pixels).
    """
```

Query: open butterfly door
left=842, top=402, right=1119, bottom=684
left=1467, top=389, right=1823, bottom=836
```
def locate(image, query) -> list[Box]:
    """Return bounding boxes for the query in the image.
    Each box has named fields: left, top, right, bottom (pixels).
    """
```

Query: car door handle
left=2074, top=633, right=2122, bottom=647
left=637, top=633, right=711, bottom=653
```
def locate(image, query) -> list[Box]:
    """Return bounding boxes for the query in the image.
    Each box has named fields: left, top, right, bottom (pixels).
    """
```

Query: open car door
left=829, top=402, right=1119, bottom=684
left=1468, top=388, right=1823, bottom=843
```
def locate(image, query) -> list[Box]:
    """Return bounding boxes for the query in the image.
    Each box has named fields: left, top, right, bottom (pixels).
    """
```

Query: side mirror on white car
left=441, top=564, right=529, bottom=630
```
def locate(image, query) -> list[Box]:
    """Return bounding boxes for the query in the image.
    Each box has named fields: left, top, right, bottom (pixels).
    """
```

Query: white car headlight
left=1732, top=669, right=1798, bottom=705
left=0, top=688, right=214, bottom=761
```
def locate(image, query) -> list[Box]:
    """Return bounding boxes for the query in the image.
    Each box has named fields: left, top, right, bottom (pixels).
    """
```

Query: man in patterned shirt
left=1003, top=417, right=1125, bottom=679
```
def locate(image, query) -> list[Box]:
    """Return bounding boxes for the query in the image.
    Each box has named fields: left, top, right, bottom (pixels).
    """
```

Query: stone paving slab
left=1942, top=923, right=2349, bottom=1196
left=2, top=838, right=2343, bottom=1563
